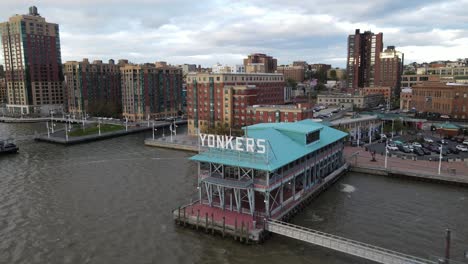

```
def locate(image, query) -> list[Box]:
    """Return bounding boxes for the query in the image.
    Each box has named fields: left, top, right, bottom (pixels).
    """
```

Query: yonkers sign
left=199, top=134, right=266, bottom=154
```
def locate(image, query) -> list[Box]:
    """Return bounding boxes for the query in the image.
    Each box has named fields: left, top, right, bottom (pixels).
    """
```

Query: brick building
left=317, top=93, right=383, bottom=109
left=243, top=53, right=277, bottom=73
left=64, top=59, right=123, bottom=117
left=121, top=63, right=182, bottom=121
left=186, top=72, right=285, bottom=134
left=412, top=81, right=458, bottom=116
left=0, top=6, right=64, bottom=114
left=246, top=103, right=314, bottom=124
left=399, top=88, right=413, bottom=112
left=362, top=86, right=392, bottom=100
left=379, top=46, right=403, bottom=96
left=346, top=29, right=383, bottom=90
left=401, top=74, right=431, bottom=88
left=276, top=65, right=305, bottom=83
left=0, top=77, right=6, bottom=104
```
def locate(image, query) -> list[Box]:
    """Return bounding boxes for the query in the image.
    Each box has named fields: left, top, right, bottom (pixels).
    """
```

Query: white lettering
left=225, top=136, right=234, bottom=149
left=235, top=137, right=244, bottom=152
left=246, top=138, right=255, bottom=153
left=199, top=134, right=207, bottom=146
left=201, top=133, right=266, bottom=154
left=216, top=135, right=225, bottom=148
left=257, top=139, right=266, bottom=154
left=207, top=135, right=215, bottom=148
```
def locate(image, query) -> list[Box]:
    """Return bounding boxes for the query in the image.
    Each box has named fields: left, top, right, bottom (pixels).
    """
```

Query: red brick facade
left=186, top=73, right=285, bottom=134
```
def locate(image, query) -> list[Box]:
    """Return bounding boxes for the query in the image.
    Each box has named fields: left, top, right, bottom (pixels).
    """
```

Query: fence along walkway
left=266, top=219, right=436, bottom=264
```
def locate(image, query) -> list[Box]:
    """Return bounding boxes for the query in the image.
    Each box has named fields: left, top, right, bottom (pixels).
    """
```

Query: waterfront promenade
left=35, top=120, right=187, bottom=145
left=344, top=146, right=468, bottom=185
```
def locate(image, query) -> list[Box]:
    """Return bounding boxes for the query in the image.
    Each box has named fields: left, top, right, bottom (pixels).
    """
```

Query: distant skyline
left=1, top=0, right=468, bottom=67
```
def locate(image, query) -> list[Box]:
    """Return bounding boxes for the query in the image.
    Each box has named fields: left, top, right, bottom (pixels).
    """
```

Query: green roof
left=190, top=120, right=348, bottom=172
left=437, top=122, right=460, bottom=130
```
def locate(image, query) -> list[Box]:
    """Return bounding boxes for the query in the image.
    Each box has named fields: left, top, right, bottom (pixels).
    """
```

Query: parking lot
left=366, top=133, right=468, bottom=161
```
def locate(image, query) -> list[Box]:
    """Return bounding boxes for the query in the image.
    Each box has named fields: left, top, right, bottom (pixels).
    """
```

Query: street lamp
left=152, top=121, right=157, bottom=140
left=385, top=141, right=388, bottom=169
left=438, top=144, right=443, bottom=175
left=98, top=117, right=102, bottom=136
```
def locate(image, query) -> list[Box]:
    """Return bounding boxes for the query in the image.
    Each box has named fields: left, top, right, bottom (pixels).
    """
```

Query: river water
left=1, top=122, right=467, bottom=264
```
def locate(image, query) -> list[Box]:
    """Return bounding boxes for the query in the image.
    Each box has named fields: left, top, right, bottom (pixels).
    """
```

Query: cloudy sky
left=1, top=0, right=468, bottom=67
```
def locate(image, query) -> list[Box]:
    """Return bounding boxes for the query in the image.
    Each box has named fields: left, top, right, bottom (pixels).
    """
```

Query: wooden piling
left=240, top=221, right=244, bottom=243
left=183, top=207, right=186, bottom=227
left=245, top=222, right=250, bottom=244
left=222, top=216, right=226, bottom=238
left=211, top=213, right=215, bottom=235
left=205, top=213, right=208, bottom=233
left=177, top=207, right=181, bottom=225
left=234, top=217, right=238, bottom=241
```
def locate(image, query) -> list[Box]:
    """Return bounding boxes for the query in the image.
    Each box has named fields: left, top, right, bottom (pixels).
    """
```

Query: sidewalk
left=344, top=146, right=468, bottom=184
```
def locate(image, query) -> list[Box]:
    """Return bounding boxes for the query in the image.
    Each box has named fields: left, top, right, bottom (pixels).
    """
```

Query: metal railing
left=266, top=219, right=436, bottom=264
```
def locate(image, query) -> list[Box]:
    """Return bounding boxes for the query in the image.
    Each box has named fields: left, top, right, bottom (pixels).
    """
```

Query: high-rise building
left=121, top=63, right=182, bottom=121
left=276, top=65, right=305, bottom=83
left=346, top=29, right=383, bottom=91
left=186, top=72, right=285, bottom=134
left=379, top=46, right=403, bottom=96
left=64, top=59, right=123, bottom=118
left=180, top=64, right=197, bottom=76
left=0, top=77, right=6, bottom=104
left=0, top=6, right=64, bottom=114
left=243, top=53, right=277, bottom=73
left=0, top=65, right=5, bottom=104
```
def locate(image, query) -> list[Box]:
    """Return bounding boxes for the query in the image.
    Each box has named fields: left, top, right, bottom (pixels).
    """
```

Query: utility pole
left=391, top=119, right=394, bottom=139
left=46, top=122, right=50, bottom=138
left=65, top=123, right=68, bottom=141
left=385, top=141, right=388, bottom=169
left=152, top=121, right=156, bottom=140
left=147, top=114, right=150, bottom=127
left=50, top=111, right=55, bottom=133
left=438, top=144, right=443, bottom=175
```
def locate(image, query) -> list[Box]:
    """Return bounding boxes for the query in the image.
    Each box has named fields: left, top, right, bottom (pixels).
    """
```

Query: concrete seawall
left=349, top=165, right=468, bottom=187
left=144, top=139, right=199, bottom=152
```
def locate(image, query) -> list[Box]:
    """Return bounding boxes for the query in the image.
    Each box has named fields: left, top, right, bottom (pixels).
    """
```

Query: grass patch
left=69, top=123, right=125, bottom=137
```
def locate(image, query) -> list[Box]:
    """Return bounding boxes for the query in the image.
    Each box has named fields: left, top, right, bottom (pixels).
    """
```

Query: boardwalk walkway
left=266, top=219, right=436, bottom=264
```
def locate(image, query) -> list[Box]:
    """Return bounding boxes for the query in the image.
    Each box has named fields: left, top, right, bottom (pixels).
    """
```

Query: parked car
left=413, top=147, right=424, bottom=156
left=429, top=145, right=440, bottom=153
left=463, top=140, right=468, bottom=145
left=412, top=142, right=422, bottom=148
left=398, top=145, right=411, bottom=153
left=449, top=147, right=460, bottom=154
left=456, top=145, right=468, bottom=152
left=438, top=139, right=448, bottom=145
left=331, top=109, right=340, bottom=114
left=424, top=137, right=434, bottom=143
left=450, top=137, right=457, bottom=142
left=387, top=144, right=398, bottom=151
left=440, top=115, right=450, bottom=119
left=421, top=148, right=431, bottom=155
left=457, top=137, right=464, bottom=143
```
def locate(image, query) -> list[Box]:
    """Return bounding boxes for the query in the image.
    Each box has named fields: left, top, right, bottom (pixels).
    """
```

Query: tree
left=329, top=70, right=337, bottom=80
left=286, top=78, right=298, bottom=89
left=315, top=83, right=326, bottom=91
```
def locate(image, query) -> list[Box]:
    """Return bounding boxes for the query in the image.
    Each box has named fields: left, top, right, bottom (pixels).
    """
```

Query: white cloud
left=0, top=0, right=467, bottom=67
